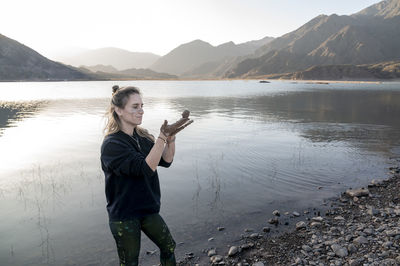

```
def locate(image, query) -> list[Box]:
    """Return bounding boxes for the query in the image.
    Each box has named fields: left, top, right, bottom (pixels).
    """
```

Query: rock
left=296, top=221, right=307, bottom=230
left=385, top=229, right=400, bottom=237
left=331, top=244, right=348, bottom=258
left=208, top=249, right=217, bottom=257
left=272, top=210, right=280, bottom=216
left=244, top=228, right=254, bottom=232
left=210, top=255, right=223, bottom=263
left=346, top=188, right=369, bottom=197
left=241, top=243, right=254, bottom=249
left=363, top=228, right=374, bottom=235
left=208, top=237, right=215, bottom=242
left=347, top=244, right=357, bottom=253
left=268, top=218, right=279, bottom=225
left=302, top=245, right=312, bottom=252
left=185, top=252, right=194, bottom=258
left=228, top=246, right=239, bottom=256
left=249, top=233, right=259, bottom=239
left=353, top=236, right=368, bottom=245
left=293, top=211, right=300, bottom=217
left=217, top=227, right=225, bottom=231
left=310, top=222, right=322, bottom=227
left=334, top=216, right=345, bottom=220
left=367, top=207, right=379, bottom=216
left=335, top=248, right=348, bottom=258
left=348, top=258, right=362, bottom=266
left=262, top=227, right=270, bottom=233
left=146, top=250, right=156, bottom=255
left=382, top=241, right=393, bottom=249
left=312, top=216, right=324, bottom=222
left=252, top=263, right=264, bottom=266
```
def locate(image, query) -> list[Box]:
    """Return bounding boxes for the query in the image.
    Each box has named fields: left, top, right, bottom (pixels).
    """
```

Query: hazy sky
left=1, top=0, right=380, bottom=58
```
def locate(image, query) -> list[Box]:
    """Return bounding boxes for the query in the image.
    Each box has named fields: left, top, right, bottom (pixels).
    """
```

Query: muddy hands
left=160, top=110, right=194, bottom=136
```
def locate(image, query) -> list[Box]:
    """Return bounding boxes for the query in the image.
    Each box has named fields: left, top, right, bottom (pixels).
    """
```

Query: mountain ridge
left=0, top=33, right=91, bottom=81
left=225, top=0, right=400, bottom=78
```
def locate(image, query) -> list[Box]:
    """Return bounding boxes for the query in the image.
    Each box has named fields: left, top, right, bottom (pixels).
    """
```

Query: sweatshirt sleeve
left=158, top=157, right=172, bottom=168
left=101, top=140, right=154, bottom=178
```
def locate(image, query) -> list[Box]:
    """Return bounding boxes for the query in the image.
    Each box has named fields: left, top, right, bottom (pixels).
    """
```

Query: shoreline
left=1, top=78, right=400, bottom=83
left=178, top=166, right=400, bottom=265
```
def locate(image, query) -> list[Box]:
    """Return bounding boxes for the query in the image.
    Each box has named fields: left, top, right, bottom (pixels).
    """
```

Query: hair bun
left=112, top=85, right=119, bottom=94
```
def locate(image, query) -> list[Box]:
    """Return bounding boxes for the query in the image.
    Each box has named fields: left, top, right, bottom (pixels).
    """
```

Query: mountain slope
left=263, top=60, right=400, bottom=80
left=150, top=37, right=273, bottom=76
left=0, top=34, right=90, bottom=81
left=226, top=0, right=400, bottom=78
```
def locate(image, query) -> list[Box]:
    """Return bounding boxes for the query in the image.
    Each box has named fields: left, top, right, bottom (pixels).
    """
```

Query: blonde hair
left=104, top=85, right=155, bottom=142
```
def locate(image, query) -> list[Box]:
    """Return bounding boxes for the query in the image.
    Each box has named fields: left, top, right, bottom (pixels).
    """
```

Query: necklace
left=130, top=132, right=141, bottom=151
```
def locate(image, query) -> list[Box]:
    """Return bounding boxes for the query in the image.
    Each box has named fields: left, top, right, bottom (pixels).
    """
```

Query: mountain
left=262, top=60, right=400, bottom=80
left=83, top=64, right=119, bottom=73
left=79, top=65, right=177, bottom=80
left=57, top=47, right=161, bottom=70
left=0, top=34, right=91, bottom=81
left=225, top=0, right=400, bottom=78
left=150, top=37, right=273, bottom=76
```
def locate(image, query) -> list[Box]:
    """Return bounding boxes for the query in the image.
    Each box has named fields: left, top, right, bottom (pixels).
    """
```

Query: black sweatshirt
left=100, top=130, right=172, bottom=221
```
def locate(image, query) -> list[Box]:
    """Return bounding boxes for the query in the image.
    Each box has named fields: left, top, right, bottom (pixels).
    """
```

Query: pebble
left=353, top=236, right=368, bottom=245
left=208, top=249, right=217, bottom=257
left=312, top=216, right=324, bottom=222
left=268, top=218, right=279, bottom=225
left=346, top=188, right=369, bottom=197
left=249, top=233, right=259, bottom=239
left=296, top=221, right=307, bottom=230
left=367, top=207, right=379, bottom=216
left=183, top=171, right=400, bottom=266
left=210, top=255, right=223, bottom=263
left=272, top=210, right=280, bottom=216
left=262, top=227, right=270, bottom=233
left=228, top=246, right=239, bottom=256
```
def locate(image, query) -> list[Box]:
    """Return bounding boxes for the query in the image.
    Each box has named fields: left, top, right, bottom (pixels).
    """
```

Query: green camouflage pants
left=109, top=214, right=176, bottom=266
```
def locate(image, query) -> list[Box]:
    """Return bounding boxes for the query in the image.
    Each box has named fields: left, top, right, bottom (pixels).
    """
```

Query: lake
left=1, top=80, right=400, bottom=265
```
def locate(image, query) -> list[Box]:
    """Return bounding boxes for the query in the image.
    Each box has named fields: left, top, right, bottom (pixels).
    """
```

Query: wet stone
left=228, top=246, right=239, bottom=256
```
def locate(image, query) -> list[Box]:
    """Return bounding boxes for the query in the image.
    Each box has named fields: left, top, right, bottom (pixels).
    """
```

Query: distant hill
left=225, top=0, right=400, bottom=78
left=83, top=64, right=119, bottom=73
left=261, top=60, right=400, bottom=80
left=150, top=37, right=273, bottom=76
left=80, top=65, right=177, bottom=80
left=0, top=34, right=91, bottom=81
left=57, top=47, right=161, bottom=70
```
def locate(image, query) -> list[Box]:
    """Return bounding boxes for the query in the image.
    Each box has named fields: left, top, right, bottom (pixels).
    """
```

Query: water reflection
left=160, top=89, right=400, bottom=154
left=163, top=90, right=400, bottom=126
left=0, top=101, right=45, bottom=136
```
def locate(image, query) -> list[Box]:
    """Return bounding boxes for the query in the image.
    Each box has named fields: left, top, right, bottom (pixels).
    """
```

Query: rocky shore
left=178, top=166, right=400, bottom=266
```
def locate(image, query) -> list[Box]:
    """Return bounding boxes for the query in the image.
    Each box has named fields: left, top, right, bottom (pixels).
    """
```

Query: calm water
left=1, top=80, right=400, bottom=265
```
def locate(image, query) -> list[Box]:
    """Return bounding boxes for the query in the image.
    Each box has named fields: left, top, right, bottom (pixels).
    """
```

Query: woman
left=100, top=85, right=191, bottom=266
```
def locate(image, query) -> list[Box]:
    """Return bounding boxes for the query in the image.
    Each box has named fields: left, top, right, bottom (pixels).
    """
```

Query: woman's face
left=116, top=93, right=144, bottom=127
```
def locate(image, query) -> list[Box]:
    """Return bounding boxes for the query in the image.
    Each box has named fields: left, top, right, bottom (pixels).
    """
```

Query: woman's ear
left=115, top=107, right=122, bottom=116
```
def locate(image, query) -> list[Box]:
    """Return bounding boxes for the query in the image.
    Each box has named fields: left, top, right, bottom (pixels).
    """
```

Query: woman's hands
left=160, top=110, right=194, bottom=138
